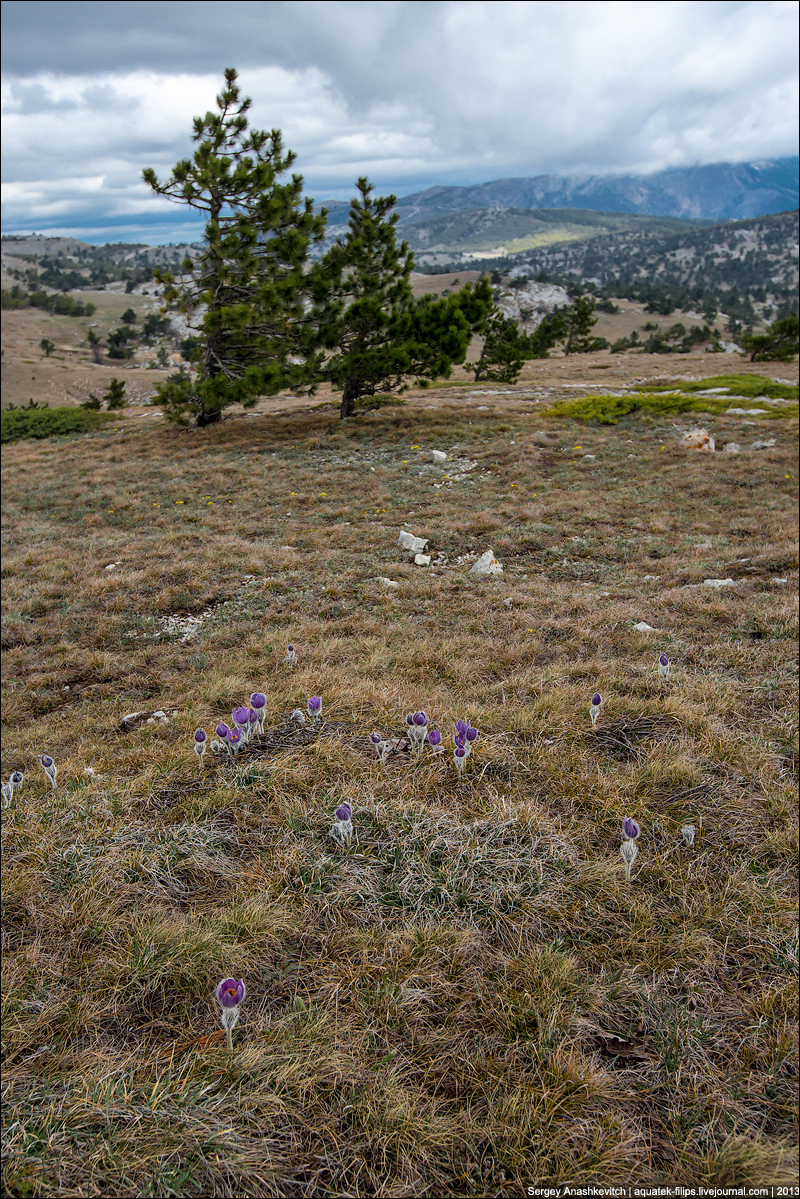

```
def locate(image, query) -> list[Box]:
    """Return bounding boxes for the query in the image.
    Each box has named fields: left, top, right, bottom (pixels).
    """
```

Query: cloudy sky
left=1, top=0, right=797, bottom=244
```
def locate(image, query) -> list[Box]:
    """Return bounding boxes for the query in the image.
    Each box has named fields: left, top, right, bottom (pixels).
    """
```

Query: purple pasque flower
left=193, top=729, right=207, bottom=765
left=247, top=708, right=259, bottom=737
left=408, top=710, right=430, bottom=755
left=428, top=728, right=443, bottom=754
left=250, top=692, right=267, bottom=732
left=227, top=727, right=243, bottom=756
left=216, top=978, right=246, bottom=1008
left=455, top=718, right=469, bottom=737
left=369, top=730, right=388, bottom=763
left=284, top=645, right=298, bottom=666
left=331, top=800, right=353, bottom=847
left=232, top=706, right=250, bottom=740
left=5, top=769, right=25, bottom=804
left=622, top=816, right=641, bottom=841
left=40, top=754, right=57, bottom=789
left=307, top=696, right=322, bottom=720
left=216, top=721, right=231, bottom=742
left=590, top=693, right=602, bottom=727
left=215, top=977, right=246, bottom=1050
left=658, top=653, right=670, bottom=680
left=465, top=726, right=479, bottom=744
left=453, top=745, right=468, bottom=777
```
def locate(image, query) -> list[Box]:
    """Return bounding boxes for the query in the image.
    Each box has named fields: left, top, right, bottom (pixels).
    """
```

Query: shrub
left=1, top=406, right=120, bottom=444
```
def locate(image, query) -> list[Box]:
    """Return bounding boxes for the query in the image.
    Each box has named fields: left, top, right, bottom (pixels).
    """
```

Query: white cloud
left=0, top=0, right=797, bottom=240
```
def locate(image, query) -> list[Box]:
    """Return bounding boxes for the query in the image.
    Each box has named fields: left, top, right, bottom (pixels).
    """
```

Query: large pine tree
left=142, top=68, right=325, bottom=426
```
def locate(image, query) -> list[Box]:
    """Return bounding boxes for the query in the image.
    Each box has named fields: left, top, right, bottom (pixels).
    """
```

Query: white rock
left=583, top=454, right=596, bottom=459
left=702, top=578, right=736, bottom=588
left=431, top=450, right=448, bottom=462
left=503, top=597, right=513, bottom=609
left=633, top=621, right=658, bottom=632
left=398, top=530, right=429, bottom=553
left=726, top=408, right=766, bottom=415
left=723, top=443, right=741, bottom=454
left=470, top=549, right=503, bottom=577
left=104, top=562, right=120, bottom=571
left=681, top=428, right=715, bottom=452
left=377, top=577, right=400, bottom=588
left=770, top=578, right=788, bottom=585
left=414, top=553, right=431, bottom=567
left=752, top=438, right=777, bottom=450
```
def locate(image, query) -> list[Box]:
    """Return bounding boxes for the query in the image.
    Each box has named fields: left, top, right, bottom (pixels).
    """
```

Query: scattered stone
left=120, top=706, right=180, bottom=732
left=431, top=450, right=448, bottom=462
left=159, top=614, right=203, bottom=642
left=633, top=621, right=658, bottom=632
left=377, top=577, right=400, bottom=589
left=726, top=407, right=767, bottom=415
left=414, top=553, right=431, bottom=567
left=398, top=530, right=429, bottom=553
left=470, top=549, right=503, bottom=577
left=723, top=443, right=741, bottom=454
left=771, top=578, right=788, bottom=586
left=752, top=438, right=777, bottom=450
left=641, top=575, right=661, bottom=582
left=680, top=428, right=715, bottom=452
left=702, top=578, right=736, bottom=589
left=583, top=453, right=596, bottom=459
left=503, top=597, right=513, bottom=609
left=104, top=562, right=120, bottom=571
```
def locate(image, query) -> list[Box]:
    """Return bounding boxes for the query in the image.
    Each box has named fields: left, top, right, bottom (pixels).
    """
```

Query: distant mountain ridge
left=321, top=157, right=798, bottom=227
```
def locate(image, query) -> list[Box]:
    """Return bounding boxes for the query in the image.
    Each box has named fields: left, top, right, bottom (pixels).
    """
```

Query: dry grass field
left=1, top=351, right=798, bottom=1197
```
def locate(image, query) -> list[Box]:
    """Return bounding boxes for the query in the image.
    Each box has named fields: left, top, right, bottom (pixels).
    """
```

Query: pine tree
left=468, top=308, right=566, bottom=383
left=142, top=68, right=326, bottom=426
left=468, top=311, right=529, bottom=383
left=562, top=294, right=603, bottom=355
left=741, top=312, right=799, bottom=361
left=310, top=179, right=492, bottom=418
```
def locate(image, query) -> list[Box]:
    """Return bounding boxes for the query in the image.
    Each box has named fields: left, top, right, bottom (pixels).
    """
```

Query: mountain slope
left=318, top=158, right=798, bottom=229
left=401, top=207, right=709, bottom=259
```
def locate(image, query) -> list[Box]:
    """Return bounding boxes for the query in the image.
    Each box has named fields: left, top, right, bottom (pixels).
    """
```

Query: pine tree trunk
left=195, top=408, right=222, bottom=427
left=340, top=373, right=358, bottom=420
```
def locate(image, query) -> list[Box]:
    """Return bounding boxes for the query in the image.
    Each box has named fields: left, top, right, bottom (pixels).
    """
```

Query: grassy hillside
left=2, top=356, right=797, bottom=1196
left=404, top=207, right=708, bottom=258
left=445, top=210, right=798, bottom=328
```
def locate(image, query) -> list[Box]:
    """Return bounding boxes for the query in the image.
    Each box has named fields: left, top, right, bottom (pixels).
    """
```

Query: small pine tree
left=468, top=311, right=529, bottom=383
left=562, top=295, right=605, bottom=355
left=741, top=312, right=799, bottom=361
left=468, top=307, right=565, bottom=382
left=40, top=337, right=55, bottom=357
left=86, top=329, right=103, bottom=364
left=103, top=378, right=126, bottom=409
left=121, top=308, right=137, bottom=324
left=311, top=179, right=491, bottom=418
